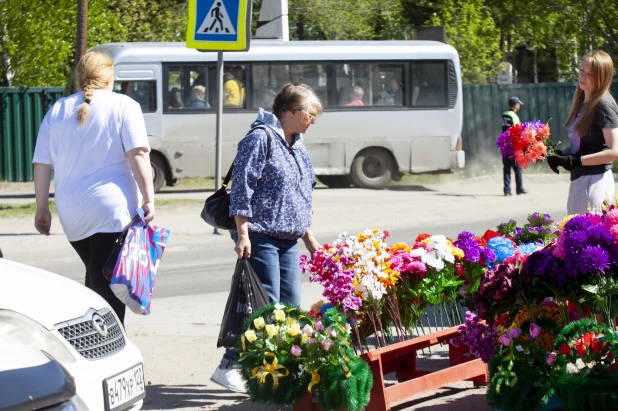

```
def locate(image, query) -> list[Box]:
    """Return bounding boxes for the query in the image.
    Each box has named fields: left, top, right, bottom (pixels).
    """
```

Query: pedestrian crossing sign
left=186, top=0, right=252, bottom=51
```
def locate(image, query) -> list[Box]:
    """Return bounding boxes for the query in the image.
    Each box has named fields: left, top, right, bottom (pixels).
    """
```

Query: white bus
left=92, top=40, right=465, bottom=191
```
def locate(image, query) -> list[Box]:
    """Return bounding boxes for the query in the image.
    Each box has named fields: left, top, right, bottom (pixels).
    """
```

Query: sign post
left=186, top=0, right=252, bottom=234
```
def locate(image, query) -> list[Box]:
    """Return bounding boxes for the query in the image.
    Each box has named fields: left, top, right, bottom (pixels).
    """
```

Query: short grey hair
left=352, top=86, right=364, bottom=98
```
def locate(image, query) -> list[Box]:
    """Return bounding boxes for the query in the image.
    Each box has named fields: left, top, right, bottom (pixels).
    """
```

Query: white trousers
left=567, top=170, right=615, bottom=215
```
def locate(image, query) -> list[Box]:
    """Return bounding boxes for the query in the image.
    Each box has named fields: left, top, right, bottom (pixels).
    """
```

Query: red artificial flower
left=415, top=233, right=432, bottom=243
left=509, top=123, right=523, bottom=137
left=592, top=338, right=604, bottom=354
left=559, top=344, right=572, bottom=355
left=608, top=352, right=614, bottom=360
left=582, top=332, right=595, bottom=347
left=611, top=362, right=618, bottom=372
left=482, top=230, right=501, bottom=243
left=455, top=263, right=465, bottom=278
left=383, top=230, right=390, bottom=239
left=575, top=342, right=587, bottom=357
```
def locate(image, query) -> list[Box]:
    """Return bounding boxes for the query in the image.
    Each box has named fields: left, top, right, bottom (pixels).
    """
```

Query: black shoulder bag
left=200, top=126, right=271, bottom=230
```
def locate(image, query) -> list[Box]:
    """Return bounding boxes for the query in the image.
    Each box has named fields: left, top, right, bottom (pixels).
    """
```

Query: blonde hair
left=272, top=83, right=323, bottom=119
left=191, top=85, right=206, bottom=99
left=75, top=51, right=114, bottom=126
left=564, top=50, right=616, bottom=136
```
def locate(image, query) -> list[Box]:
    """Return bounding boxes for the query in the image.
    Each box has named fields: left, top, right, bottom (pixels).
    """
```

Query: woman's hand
left=142, top=201, right=155, bottom=225
left=34, top=207, right=52, bottom=236
left=235, top=234, right=251, bottom=259
left=302, top=229, right=322, bottom=258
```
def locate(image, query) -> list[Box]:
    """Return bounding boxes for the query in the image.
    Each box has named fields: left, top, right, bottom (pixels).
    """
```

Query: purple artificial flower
left=314, top=321, right=324, bottom=331
left=586, top=225, right=614, bottom=248
left=455, top=231, right=482, bottom=263
left=564, top=230, right=590, bottom=256
left=499, top=333, right=513, bottom=346
left=291, top=345, right=302, bottom=356
left=497, top=131, right=513, bottom=158
left=530, top=324, right=542, bottom=339
left=481, top=248, right=496, bottom=263
left=455, top=312, right=498, bottom=363
left=509, top=326, right=521, bottom=338
left=578, top=245, right=611, bottom=274
left=547, top=351, right=557, bottom=365
left=563, top=215, right=593, bottom=234
left=524, top=249, right=550, bottom=277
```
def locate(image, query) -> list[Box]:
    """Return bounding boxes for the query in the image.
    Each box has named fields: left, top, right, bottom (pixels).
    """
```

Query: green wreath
left=550, top=318, right=618, bottom=411
left=237, top=303, right=310, bottom=406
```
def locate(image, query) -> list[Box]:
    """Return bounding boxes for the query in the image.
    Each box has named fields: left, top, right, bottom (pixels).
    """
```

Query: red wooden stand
left=294, top=326, right=487, bottom=411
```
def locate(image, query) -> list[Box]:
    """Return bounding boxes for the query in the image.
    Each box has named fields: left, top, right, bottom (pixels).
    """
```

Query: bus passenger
left=168, top=87, right=184, bottom=109
left=345, top=86, right=365, bottom=106
left=223, top=67, right=245, bottom=107
left=186, top=85, right=210, bottom=108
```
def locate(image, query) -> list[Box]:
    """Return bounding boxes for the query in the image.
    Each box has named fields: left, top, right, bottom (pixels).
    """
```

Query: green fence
left=2, top=83, right=617, bottom=181
left=461, top=81, right=618, bottom=167
left=0, top=87, right=64, bottom=181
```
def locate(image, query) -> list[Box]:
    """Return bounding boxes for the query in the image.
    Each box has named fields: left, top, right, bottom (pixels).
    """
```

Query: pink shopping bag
left=106, top=209, right=170, bottom=315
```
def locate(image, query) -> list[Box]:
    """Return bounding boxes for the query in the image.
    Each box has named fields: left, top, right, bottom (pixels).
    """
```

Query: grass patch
left=0, top=198, right=203, bottom=219
left=176, top=178, right=215, bottom=189
left=0, top=201, right=56, bottom=218
left=155, top=198, right=204, bottom=207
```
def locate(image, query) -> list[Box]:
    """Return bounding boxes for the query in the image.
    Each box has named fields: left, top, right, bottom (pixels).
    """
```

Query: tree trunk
left=66, top=0, right=88, bottom=96
left=76, top=0, right=88, bottom=66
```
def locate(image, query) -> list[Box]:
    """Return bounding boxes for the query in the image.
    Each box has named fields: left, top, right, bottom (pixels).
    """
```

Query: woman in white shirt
left=32, top=51, right=155, bottom=324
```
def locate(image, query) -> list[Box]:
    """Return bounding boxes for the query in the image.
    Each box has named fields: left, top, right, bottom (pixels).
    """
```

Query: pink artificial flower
left=315, top=321, right=324, bottom=331
left=509, top=327, right=521, bottom=339
left=499, top=333, right=513, bottom=346
left=530, top=323, right=542, bottom=339
left=547, top=351, right=557, bottom=366
left=291, top=345, right=302, bottom=357
left=322, top=339, right=334, bottom=351
left=302, top=324, right=314, bottom=337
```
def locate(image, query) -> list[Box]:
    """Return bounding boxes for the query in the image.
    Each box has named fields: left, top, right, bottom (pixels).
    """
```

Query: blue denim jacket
left=229, top=109, right=316, bottom=240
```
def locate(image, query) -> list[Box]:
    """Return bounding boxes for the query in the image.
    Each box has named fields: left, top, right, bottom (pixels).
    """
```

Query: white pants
left=567, top=170, right=615, bottom=215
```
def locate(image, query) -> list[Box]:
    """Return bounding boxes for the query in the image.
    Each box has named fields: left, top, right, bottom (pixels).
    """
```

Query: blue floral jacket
left=229, top=109, right=316, bottom=240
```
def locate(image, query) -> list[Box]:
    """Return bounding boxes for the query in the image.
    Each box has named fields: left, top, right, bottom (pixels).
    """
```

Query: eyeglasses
left=302, top=110, right=317, bottom=122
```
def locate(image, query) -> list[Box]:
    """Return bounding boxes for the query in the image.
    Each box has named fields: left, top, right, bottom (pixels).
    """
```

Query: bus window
left=165, top=65, right=217, bottom=111
left=371, top=64, right=405, bottom=107
left=250, top=63, right=330, bottom=110
left=335, top=64, right=371, bottom=107
left=411, top=62, right=447, bottom=108
left=113, top=81, right=156, bottom=113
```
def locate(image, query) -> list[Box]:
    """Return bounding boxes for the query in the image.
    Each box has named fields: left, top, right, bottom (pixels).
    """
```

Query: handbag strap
left=222, top=125, right=272, bottom=188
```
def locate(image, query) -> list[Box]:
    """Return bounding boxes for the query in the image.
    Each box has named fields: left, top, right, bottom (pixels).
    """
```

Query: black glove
left=548, top=154, right=582, bottom=173
left=547, top=155, right=560, bottom=174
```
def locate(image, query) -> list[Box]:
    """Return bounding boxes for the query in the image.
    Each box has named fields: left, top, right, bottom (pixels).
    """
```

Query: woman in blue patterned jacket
left=211, top=83, right=323, bottom=392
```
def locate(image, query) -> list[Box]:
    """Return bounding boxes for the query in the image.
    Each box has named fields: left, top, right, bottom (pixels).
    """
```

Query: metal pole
left=214, top=51, right=224, bottom=235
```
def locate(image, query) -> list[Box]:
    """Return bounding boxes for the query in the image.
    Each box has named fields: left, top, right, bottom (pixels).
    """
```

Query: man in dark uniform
left=502, top=96, right=528, bottom=196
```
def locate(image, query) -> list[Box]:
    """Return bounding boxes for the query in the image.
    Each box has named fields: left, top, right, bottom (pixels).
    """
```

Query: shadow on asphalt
left=392, top=387, right=488, bottom=410
left=142, top=384, right=247, bottom=410
left=158, top=188, right=215, bottom=194
left=433, top=193, right=505, bottom=198
left=385, top=185, right=435, bottom=192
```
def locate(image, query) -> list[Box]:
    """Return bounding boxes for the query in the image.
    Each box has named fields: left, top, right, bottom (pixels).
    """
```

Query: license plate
left=103, top=363, right=146, bottom=411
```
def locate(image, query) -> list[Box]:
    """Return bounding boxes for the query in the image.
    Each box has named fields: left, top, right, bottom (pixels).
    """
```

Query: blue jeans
left=223, top=231, right=301, bottom=363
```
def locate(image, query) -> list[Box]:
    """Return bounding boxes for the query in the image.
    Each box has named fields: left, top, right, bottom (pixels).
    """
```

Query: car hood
left=0, top=259, right=107, bottom=330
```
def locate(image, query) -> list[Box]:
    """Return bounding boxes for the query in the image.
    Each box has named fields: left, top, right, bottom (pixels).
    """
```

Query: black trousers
left=70, top=232, right=126, bottom=325
left=502, top=157, right=524, bottom=195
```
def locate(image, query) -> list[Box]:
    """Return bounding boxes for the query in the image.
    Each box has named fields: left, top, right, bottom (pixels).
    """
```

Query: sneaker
left=210, top=364, right=247, bottom=393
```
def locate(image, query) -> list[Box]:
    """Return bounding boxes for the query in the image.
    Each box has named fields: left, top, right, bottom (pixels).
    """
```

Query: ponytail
left=74, top=51, right=114, bottom=126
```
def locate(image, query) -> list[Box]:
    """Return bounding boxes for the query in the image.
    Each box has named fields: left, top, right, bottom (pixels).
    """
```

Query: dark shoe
left=504, top=192, right=512, bottom=196
left=517, top=190, right=528, bottom=195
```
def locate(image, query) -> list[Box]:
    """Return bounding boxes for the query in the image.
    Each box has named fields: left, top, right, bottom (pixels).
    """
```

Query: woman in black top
left=548, top=50, right=618, bottom=214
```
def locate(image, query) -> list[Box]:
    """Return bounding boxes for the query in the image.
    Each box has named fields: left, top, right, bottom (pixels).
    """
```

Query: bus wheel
left=317, top=175, right=352, bottom=188
left=151, top=154, right=167, bottom=193
left=350, top=148, right=394, bottom=189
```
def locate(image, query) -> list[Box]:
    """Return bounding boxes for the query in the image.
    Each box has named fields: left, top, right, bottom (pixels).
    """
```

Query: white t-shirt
left=32, top=90, right=150, bottom=241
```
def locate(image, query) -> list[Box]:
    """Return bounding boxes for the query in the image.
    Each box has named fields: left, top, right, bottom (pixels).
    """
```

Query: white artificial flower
left=410, top=248, right=427, bottom=257
left=427, top=259, right=445, bottom=271
left=274, top=303, right=285, bottom=310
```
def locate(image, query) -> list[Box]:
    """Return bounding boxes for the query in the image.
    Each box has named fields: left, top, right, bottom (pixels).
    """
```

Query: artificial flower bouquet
left=549, top=319, right=618, bottom=410
left=496, top=120, right=555, bottom=169
left=237, top=302, right=372, bottom=410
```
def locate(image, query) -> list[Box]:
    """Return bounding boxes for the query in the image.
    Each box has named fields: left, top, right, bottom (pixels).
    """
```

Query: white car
left=0, top=259, right=145, bottom=411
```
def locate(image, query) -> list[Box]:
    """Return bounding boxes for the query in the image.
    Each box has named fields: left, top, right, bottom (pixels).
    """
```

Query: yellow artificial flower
left=391, top=242, right=411, bottom=253
left=451, top=246, right=465, bottom=259
left=265, top=324, right=280, bottom=337
left=273, top=309, right=286, bottom=322
left=301, top=334, right=310, bottom=344
left=287, top=323, right=302, bottom=337
left=286, top=317, right=297, bottom=326
left=244, top=329, right=257, bottom=343
left=253, top=317, right=266, bottom=329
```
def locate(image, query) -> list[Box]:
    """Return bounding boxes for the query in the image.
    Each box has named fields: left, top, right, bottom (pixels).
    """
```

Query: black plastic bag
left=217, top=259, right=270, bottom=348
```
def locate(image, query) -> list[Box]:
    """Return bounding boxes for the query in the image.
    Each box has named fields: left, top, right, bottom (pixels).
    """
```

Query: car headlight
left=0, top=310, right=75, bottom=364
left=47, top=395, right=89, bottom=411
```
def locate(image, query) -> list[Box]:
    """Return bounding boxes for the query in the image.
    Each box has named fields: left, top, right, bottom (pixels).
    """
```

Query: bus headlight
left=0, top=310, right=75, bottom=364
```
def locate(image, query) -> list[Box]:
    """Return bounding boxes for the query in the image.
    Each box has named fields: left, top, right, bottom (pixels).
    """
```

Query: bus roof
left=91, top=40, right=459, bottom=64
